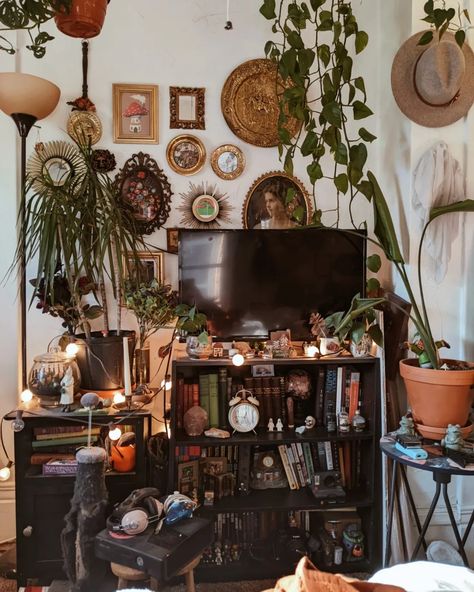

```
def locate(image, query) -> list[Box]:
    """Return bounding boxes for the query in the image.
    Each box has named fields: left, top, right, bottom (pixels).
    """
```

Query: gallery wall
left=0, top=0, right=472, bottom=559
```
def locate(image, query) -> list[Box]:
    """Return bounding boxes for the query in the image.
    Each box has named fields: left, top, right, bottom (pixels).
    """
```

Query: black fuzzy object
left=91, top=149, right=117, bottom=173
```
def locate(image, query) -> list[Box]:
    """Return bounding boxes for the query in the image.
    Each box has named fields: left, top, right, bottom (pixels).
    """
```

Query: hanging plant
left=419, top=0, right=470, bottom=47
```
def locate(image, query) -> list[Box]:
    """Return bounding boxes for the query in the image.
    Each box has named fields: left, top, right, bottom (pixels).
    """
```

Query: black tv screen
left=179, top=228, right=366, bottom=340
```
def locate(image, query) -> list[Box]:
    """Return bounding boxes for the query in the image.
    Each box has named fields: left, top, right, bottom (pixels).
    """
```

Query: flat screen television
left=178, top=228, right=366, bottom=340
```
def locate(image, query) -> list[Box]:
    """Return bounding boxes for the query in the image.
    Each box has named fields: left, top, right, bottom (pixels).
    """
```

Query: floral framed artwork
left=113, top=83, right=158, bottom=144
left=242, top=171, right=312, bottom=230
left=114, top=152, right=172, bottom=235
left=124, top=251, right=164, bottom=284
left=166, top=134, right=206, bottom=176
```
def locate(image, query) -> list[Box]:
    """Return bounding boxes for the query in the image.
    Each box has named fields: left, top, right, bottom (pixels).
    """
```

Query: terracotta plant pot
left=399, top=358, right=474, bottom=438
left=54, top=0, right=109, bottom=39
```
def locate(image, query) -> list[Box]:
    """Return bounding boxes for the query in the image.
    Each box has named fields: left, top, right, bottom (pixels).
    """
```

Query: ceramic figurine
left=396, top=414, right=416, bottom=436
left=267, top=418, right=275, bottom=432
left=338, top=410, right=350, bottom=433
left=59, top=366, right=74, bottom=411
left=441, top=424, right=464, bottom=451
left=276, top=418, right=284, bottom=432
left=305, top=416, right=316, bottom=430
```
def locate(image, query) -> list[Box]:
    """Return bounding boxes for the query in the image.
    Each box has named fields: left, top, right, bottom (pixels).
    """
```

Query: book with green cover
left=199, top=373, right=210, bottom=418
left=32, top=434, right=93, bottom=449
left=208, top=373, right=219, bottom=428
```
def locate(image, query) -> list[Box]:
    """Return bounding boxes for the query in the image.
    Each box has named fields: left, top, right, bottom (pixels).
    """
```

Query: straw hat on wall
left=391, top=31, right=474, bottom=127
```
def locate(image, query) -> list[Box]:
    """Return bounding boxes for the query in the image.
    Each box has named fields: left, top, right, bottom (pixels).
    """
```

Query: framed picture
left=124, top=251, right=164, bottom=284
left=114, top=152, right=172, bottom=234
left=113, top=83, right=158, bottom=144
left=201, top=457, right=228, bottom=476
left=177, top=460, right=199, bottom=496
left=166, top=228, right=179, bottom=254
left=169, top=87, right=205, bottom=130
left=242, top=171, right=312, bottom=230
left=211, top=144, right=245, bottom=180
left=166, top=134, right=206, bottom=176
left=178, top=181, right=233, bottom=229
left=251, top=364, right=275, bottom=377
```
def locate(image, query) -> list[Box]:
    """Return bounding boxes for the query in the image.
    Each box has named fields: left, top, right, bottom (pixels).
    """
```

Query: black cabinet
left=168, top=355, right=382, bottom=582
left=12, top=408, right=151, bottom=587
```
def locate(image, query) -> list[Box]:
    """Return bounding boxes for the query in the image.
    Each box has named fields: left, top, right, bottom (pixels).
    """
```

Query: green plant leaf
left=355, top=31, right=368, bottom=54
left=298, top=48, right=315, bottom=75
left=334, top=142, right=348, bottom=165
left=354, top=76, right=366, bottom=100
left=368, top=324, right=384, bottom=347
left=301, top=131, right=318, bottom=156
left=366, top=277, right=381, bottom=294
left=287, top=30, right=304, bottom=49
left=285, top=187, right=296, bottom=204
left=342, top=56, right=353, bottom=82
left=366, top=254, right=381, bottom=273
left=429, top=199, right=474, bottom=222
left=351, top=322, right=365, bottom=345
left=359, top=127, right=377, bottom=142
left=357, top=180, right=373, bottom=199
left=334, top=173, right=348, bottom=194
left=353, top=100, right=373, bottom=120
left=260, top=0, right=276, bottom=19
left=418, top=30, right=434, bottom=45
left=307, top=161, right=323, bottom=184
left=321, top=102, right=342, bottom=127
left=455, top=29, right=466, bottom=47
left=317, top=44, right=330, bottom=67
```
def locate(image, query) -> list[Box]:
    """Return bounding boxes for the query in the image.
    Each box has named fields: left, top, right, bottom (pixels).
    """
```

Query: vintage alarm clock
left=228, top=388, right=260, bottom=433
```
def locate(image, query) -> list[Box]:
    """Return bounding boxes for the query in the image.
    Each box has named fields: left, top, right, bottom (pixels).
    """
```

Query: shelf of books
left=168, top=355, right=382, bottom=580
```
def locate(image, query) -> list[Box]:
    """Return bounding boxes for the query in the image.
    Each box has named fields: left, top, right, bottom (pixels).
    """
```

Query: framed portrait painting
left=242, top=171, right=312, bottom=230
left=113, top=83, right=158, bottom=144
left=124, top=251, right=164, bottom=284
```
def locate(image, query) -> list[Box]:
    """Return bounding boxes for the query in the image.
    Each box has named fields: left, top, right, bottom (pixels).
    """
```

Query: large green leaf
left=429, top=199, right=474, bottom=222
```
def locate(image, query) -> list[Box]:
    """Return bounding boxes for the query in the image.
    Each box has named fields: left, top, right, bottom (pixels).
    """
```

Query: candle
left=123, top=337, right=132, bottom=397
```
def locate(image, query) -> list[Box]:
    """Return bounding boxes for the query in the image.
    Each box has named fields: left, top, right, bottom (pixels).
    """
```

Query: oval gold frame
left=210, top=144, right=245, bottom=180
left=242, top=171, right=313, bottom=230
left=166, top=134, right=206, bottom=176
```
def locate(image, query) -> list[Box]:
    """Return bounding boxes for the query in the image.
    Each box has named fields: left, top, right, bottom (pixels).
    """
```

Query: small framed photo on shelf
left=124, top=251, right=164, bottom=284
left=251, top=364, right=274, bottom=377
left=177, top=460, right=199, bottom=496
left=166, top=228, right=179, bottom=254
left=201, top=457, right=228, bottom=476
left=113, top=83, right=158, bottom=144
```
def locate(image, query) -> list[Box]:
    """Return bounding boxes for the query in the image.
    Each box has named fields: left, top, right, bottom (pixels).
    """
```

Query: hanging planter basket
left=55, top=0, right=109, bottom=39
left=400, top=358, right=474, bottom=439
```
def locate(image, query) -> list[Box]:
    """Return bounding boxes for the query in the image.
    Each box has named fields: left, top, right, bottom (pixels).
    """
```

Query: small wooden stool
left=111, top=554, right=201, bottom=592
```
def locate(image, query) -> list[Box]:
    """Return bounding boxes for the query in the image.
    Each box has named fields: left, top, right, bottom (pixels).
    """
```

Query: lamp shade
left=0, top=73, right=60, bottom=120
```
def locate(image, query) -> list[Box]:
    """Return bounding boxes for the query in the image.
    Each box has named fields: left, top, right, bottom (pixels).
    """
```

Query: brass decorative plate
left=221, top=58, right=301, bottom=147
left=67, top=111, right=102, bottom=145
left=166, top=134, right=206, bottom=176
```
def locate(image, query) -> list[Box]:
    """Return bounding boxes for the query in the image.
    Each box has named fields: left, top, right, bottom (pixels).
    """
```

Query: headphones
left=106, top=488, right=196, bottom=536
left=107, top=487, right=163, bottom=536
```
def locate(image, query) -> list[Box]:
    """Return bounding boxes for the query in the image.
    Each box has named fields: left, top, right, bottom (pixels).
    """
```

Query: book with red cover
left=348, top=371, right=361, bottom=421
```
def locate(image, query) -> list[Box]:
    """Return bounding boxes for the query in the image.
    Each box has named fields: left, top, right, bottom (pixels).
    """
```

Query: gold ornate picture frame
left=242, top=171, right=312, bottom=230
left=124, top=251, right=164, bottom=284
left=113, top=83, right=158, bottom=144
left=169, top=87, right=205, bottom=130
left=166, top=134, right=206, bottom=176
left=210, top=144, right=245, bottom=180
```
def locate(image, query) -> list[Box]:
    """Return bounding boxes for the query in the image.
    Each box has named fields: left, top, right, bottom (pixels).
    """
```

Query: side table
left=380, top=434, right=474, bottom=568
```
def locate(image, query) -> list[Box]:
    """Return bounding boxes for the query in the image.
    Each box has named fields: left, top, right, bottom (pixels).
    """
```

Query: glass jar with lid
left=28, top=350, right=81, bottom=407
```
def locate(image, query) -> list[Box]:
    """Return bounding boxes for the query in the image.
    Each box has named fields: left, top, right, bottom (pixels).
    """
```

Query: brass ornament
left=166, top=134, right=206, bottom=176
left=210, top=144, right=245, bottom=180
left=221, top=58, right=301, bottom=147
left=67, top=111, right=102, bottom=145
left=242, top=170, right=313, bottom=230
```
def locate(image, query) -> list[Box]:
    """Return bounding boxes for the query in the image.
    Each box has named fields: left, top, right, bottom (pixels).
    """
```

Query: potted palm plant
left=17, top=139, right=146, bottom=392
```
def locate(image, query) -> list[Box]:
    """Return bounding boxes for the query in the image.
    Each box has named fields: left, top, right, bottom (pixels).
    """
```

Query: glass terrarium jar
left=28, top=351, right=81, bottom=407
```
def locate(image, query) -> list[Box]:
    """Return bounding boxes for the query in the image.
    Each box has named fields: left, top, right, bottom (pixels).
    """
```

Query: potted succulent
left=124, top=279, right=178, bottom=386
left=0, top=0, right=109, bottom=58
left=16, top=139, right=146, bottom=391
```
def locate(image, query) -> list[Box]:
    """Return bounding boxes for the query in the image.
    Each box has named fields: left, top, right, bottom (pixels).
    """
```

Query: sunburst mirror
left=178, top=182, right=233, bottom=229
left=27, top=141, right=85, bottom=192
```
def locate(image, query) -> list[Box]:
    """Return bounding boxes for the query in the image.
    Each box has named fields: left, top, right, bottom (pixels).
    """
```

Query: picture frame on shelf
left=166, top=228, right=179, bottom=254
left=166, top=134, right=206, bottom=176
left=113, top=83, right=158, bottom=144
left=242, top=171, right=312, bottom=230
left=251, top=364, right=274, bottom=377
left=177, top=459, right=199, bottom=497
left=201, top=457, right=228, bottom=476
left=169, top=86, right=205, bottom=130
left=124, top=251, right=164, bottom=284
left=211, top=144, right=245, bottom=180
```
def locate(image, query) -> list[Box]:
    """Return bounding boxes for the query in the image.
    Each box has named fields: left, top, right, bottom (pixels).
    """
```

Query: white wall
left=0, top=0, right=472, bottom=563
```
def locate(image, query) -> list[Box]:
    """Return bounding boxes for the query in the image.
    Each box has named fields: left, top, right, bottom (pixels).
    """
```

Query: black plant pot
left=75, top=330, right=136, bottom=391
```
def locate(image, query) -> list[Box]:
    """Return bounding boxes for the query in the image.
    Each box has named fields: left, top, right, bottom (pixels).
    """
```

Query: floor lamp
left=0, top=73, right=60, bottom=393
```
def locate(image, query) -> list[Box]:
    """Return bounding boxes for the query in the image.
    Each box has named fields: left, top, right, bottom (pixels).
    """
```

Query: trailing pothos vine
left=260, top=0, right=376, bottom=228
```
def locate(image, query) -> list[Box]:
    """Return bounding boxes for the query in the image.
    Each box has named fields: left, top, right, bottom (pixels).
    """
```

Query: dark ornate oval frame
left=114, top=152, right=173, bottom=235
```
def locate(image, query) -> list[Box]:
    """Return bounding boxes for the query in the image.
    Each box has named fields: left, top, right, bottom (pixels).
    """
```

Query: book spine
left=35, top=427, right=101, bottom=441
left=32, top=435, right=92, bottom=449
left=33, top=425, right=87, bottom=436
left=316, top=441, right=327, bottom=471
left=278, top=445, right=297, bottom=490
left=199, top=374, right=210, bottom=417
left=218, top=368, right=228, bottom=429
left=286, top=445, right=302, bottom=489
left=302, top=442, right=315, bottom=484
left=262, top=377, right=273, bottom=426
left=314, top=367, right=325, bottom=425
left=335, top=366, right=345, bottom=414
left=343, top=441, right=352, bottom=489
left=208, top=373, right=219, bottom=428
left=348, top=371, right=361, bottom=421
left=253, top=377, right=265, bottom=427
left=324, top=441, right=334, bottom=470
left=279, top=376, right=287, bottom=426
left=30, top=453, right=76, bottom=465
left=338, top=443, right=346, bottom=487
left=270, top=377, right=282, bottom=423
left=323, top=367, right=338, bottom=426
left=176, top=376, right=184, bottom=430
left=42, top=463, right=78, bottom=475
left=296, top=442, right=309, bottom=485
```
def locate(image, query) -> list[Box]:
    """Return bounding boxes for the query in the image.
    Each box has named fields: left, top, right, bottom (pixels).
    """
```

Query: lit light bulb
left=160, top=375, right=172, bottom=391
left=109, top=425, right=122, bottom=441
left=20, top=389, right=33, bottom=403
left=0, top=462, right=13, bottom=482
left=113, top=392, right=126, bottom=405
left=306, top=345, right=318, bottom=358
left=12, top=410, right=25, bottom=433
left=65, top=342, right=79, bottom=356
left=232, top=353, right=244, bottom=367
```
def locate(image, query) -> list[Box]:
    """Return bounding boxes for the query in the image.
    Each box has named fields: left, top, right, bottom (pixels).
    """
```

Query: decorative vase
left=400, top=358, right=474, bottom=439
left=54, top=0, right=109, bottom=39
left=28, top=351, right=81, bottom=407
left=134, top=345, right=150, bottom=386
left=319, top=337, right=340, bottom=356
